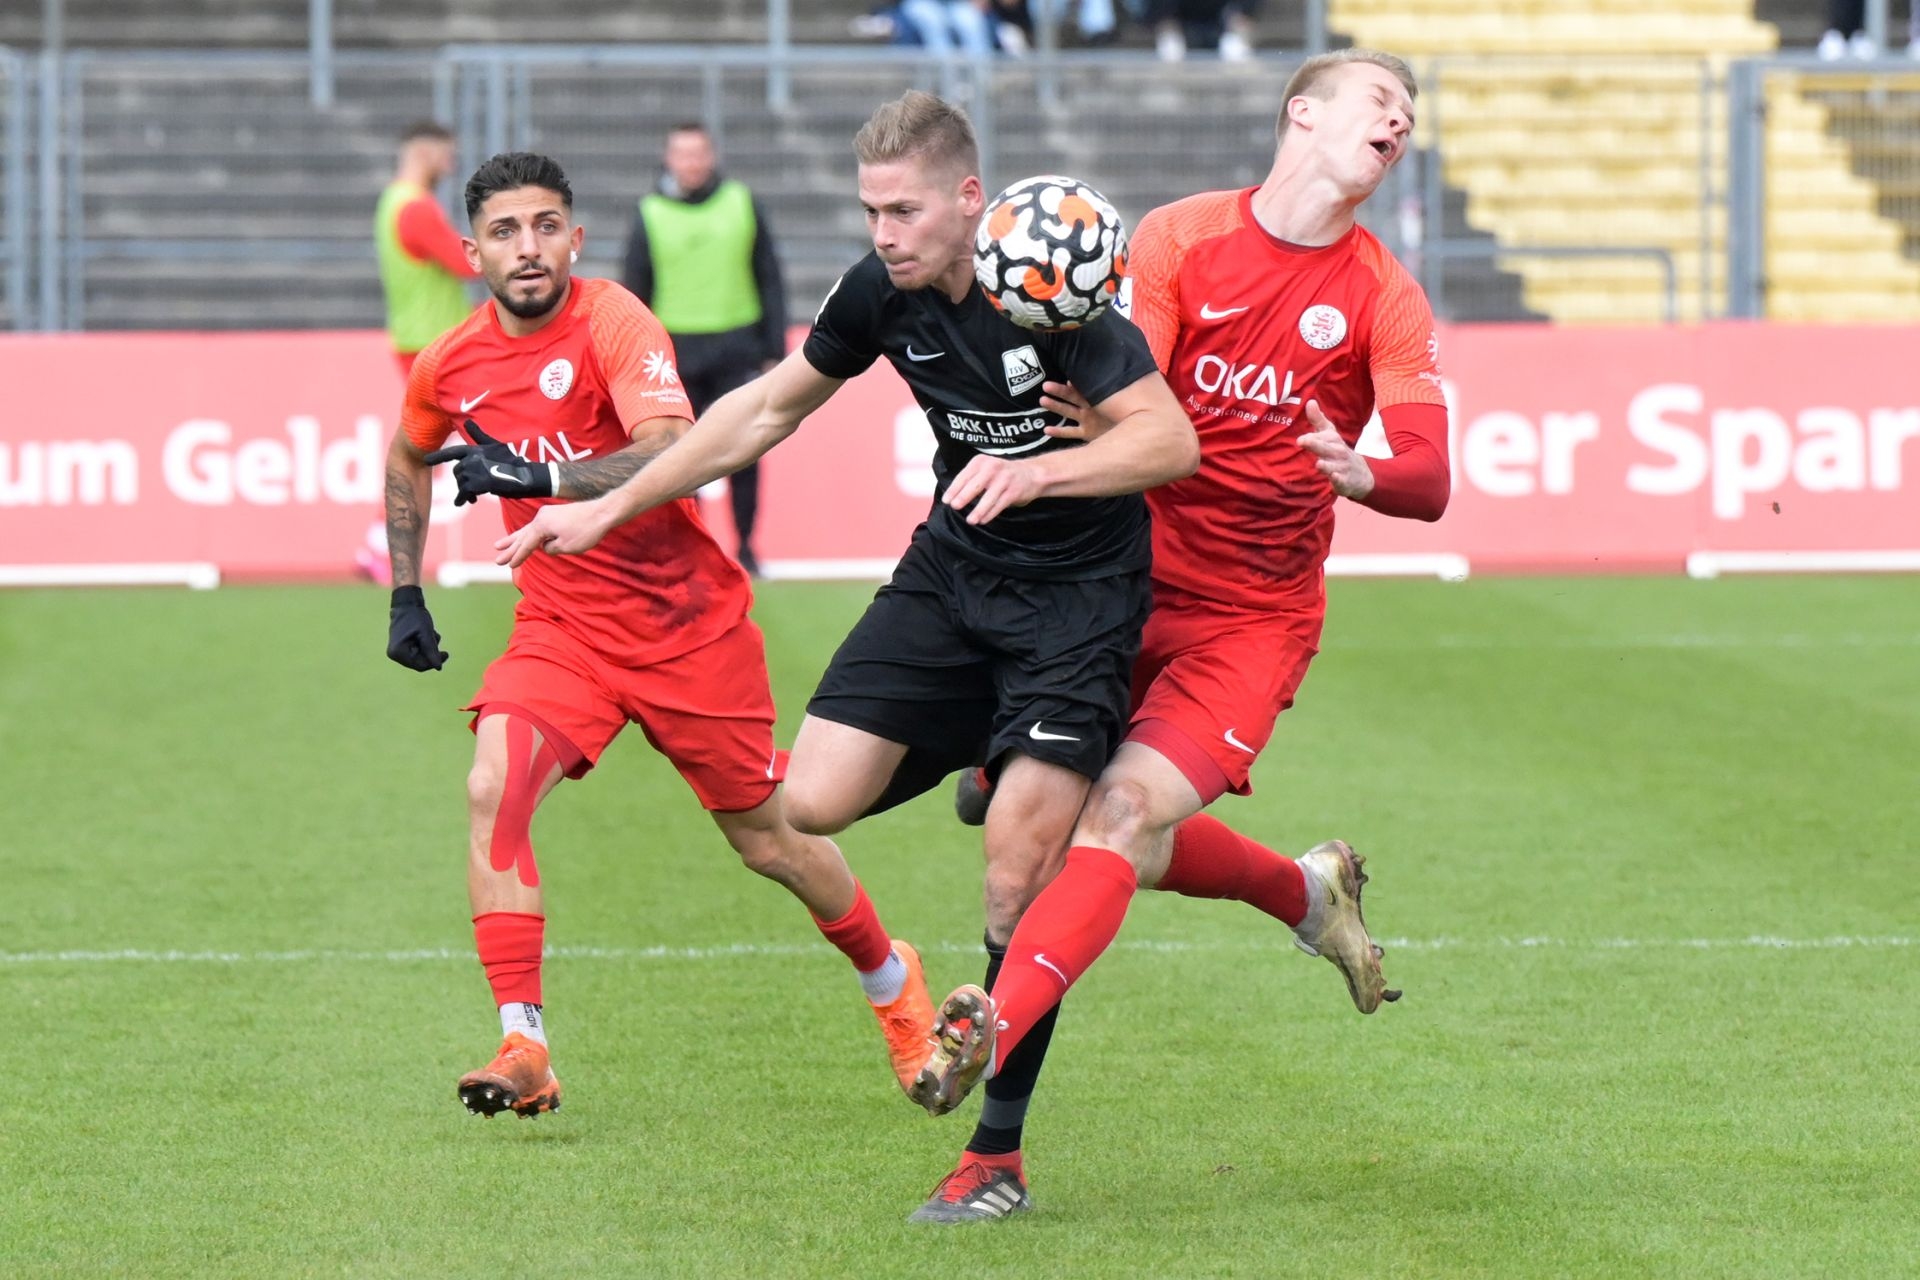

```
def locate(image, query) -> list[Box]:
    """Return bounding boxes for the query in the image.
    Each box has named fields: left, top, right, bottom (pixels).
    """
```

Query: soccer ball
left=975, top=175, right=1128, bottom=331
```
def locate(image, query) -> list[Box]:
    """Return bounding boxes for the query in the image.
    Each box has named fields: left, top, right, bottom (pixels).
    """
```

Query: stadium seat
left=1329, top=0, right=1920, bottom=322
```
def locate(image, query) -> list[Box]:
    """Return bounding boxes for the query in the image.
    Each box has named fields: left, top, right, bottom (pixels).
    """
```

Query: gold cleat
left=907, top=984, right=997, bottom=1117
left=1293, top=840, right=1402, bottom=1014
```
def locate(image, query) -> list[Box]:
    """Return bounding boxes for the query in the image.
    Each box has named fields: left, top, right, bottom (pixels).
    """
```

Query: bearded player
left=382, top=152, right=933, bottom=1118
left=912, top=49, right=1451, bottom=1218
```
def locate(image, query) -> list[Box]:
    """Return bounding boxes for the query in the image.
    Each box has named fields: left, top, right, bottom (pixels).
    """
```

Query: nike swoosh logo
left=765, top=749, right=778, bottom=781
left=1224, top=728, right=1257, bottom=754
left=460, top=390, right=490, bottom=412
left=1034, top=953, right=1069, bottom=984
left=488, top=464, right=521, bottom=483
left=905, top=346, right=945, bottom=361
left=1028, top=722, right=1081, bottom=742
left=1199, top=304, right=1248, bottom=320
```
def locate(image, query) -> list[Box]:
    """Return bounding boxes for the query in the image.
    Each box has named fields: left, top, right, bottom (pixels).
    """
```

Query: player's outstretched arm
left=550, top=417, right=689, bottom=500
left=383, top=429, right=448, bottom=672
left=423, top=417, right=694, bottom=506
left=494, top=349, right=843, bottom=567
left=944, top=371, right=1198, bottom=526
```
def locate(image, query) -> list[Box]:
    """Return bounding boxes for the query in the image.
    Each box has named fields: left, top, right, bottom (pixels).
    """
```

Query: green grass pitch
left=3, top=575, right=1916, bottom=1278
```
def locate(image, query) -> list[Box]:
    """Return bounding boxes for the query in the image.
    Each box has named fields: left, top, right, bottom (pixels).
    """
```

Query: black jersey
left=803, top=252, right=1160, bottom=580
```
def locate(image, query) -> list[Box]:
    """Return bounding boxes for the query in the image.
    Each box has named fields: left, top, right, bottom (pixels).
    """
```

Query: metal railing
left=433, top=44, right=1378, bottom=322
left=0, top=48, right=26, bottom=331
left=1728, top=54, right=1920, bottom=319
left=32, top=48, right=445, bottom=331
left=1425, top=243, right=1679, bottom=325
left=1414, top=55, right=1723, bottom=324
left=9, top=41, right=1920, bottom=331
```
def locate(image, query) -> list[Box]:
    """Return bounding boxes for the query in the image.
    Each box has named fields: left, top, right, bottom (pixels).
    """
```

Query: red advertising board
left=1, top=324, right=1916, bottom=586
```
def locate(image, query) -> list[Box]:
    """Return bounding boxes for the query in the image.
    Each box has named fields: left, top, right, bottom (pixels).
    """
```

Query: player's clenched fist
left=387, top=585, right=448, bottom=671
left=494, top=498, right=617, bottom=568
left=943, top=455, right=1046, bottom=527
left=1295, top=398, right=1375, bottom=501
left=423, top=420, right=557, bottom=507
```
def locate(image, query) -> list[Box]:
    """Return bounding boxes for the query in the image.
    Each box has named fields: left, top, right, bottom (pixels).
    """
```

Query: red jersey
left=402, top=276, right=748, bottom=667
left=1126, top=188, right=1448, bottom=607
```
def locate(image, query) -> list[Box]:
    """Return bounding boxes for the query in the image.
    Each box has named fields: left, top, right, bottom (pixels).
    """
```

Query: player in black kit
left=497, top=90, right=1198, bottom=1223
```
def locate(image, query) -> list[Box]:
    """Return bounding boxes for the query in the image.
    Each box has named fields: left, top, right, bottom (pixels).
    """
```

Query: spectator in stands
left=375, top=121, right=477, bottom=377
left=1028, top=0, right=1119, bottom=46
left=899, top=0, right=998, bottom=55
left=1149, top=0, right=1257, bottom=61
left=1816, top=0, right=1908, bottom=58
left=622, top=123, right=787, bottom=578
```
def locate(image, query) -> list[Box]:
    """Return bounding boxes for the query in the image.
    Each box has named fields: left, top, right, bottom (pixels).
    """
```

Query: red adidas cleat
left=908, top=1154, right=1031, bottom=1223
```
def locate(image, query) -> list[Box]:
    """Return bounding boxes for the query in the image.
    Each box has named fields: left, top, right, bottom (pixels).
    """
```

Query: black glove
left=387, top=585, right=448, bottom=672
left=422, top=419, right=556, bottom=507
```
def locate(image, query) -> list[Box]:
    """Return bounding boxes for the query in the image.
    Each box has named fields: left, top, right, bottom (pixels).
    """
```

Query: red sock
left=990, top=846, right=1136, bottom=1066
left=811, top=879, right=894, bottom=973
left=962, top=1149, right=1023, bottom=1175
left=473, top=910, right=545, bottom=1006
left=1157, top=813, right=1308, bottom=926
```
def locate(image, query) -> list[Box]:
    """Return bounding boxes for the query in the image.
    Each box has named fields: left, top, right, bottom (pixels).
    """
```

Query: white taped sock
left=500, top=1001, right=546, bottom=1045
left=860, top=950, right=908, bottom=1005
left=1292, top=858, right=1331, bottom=946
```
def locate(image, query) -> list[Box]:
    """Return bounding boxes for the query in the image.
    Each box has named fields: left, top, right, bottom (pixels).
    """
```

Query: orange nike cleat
left=874, top=940, right=937, bottom=1095
left=457, top=1032, right=562, bottom=1118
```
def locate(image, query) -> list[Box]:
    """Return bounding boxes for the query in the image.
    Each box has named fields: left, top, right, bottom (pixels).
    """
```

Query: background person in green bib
left=361, top=121, right=478, bottom=584
left=375, top=121, right=478, bottom=378
left=622, top=122, right=788, bottom=578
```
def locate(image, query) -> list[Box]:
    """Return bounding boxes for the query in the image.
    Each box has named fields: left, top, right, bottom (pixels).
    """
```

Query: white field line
left=1339, top=633, right=1920, bottom=651
left=0, top=935, right=1911, bottom=966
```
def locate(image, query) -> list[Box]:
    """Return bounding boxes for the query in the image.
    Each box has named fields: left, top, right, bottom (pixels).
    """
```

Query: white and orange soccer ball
left=974, top=175, right=1128, bottom=331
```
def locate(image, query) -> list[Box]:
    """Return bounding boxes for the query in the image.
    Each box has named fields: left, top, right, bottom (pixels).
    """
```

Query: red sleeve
left=399, top=334, right=458, bottom=453
left=584, top=285, right=695, bottom=434
left=1120, top=206, right=1180, bottom=374
left=396, top=196, right=478, bottom=279
left=1357, top=402, right=1450, bottom=521
left=1363, top=243, right=1446, bottom=413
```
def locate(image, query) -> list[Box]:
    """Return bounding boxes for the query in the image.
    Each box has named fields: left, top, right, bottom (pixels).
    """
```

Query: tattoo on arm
left=555, top=421, right=689, bottom=499
left=384, top=460, right=431, bottom=589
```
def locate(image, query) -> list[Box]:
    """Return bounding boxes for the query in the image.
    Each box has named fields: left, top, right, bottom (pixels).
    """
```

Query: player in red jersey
left=382, top=152, right=933, bottom=1119
left=912, top=49, right=1449, bottom=1216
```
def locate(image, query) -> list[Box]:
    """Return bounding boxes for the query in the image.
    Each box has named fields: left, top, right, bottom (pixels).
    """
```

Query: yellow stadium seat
left=1329, top=0, right=1920, bottom=321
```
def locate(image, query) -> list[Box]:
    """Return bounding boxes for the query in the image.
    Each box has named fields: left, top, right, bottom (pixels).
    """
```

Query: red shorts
left=1127, top=596, right=1323, bottom=803
left=466, top=614, right=782, bottom=813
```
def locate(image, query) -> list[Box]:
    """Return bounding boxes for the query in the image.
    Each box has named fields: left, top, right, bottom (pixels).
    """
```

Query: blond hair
left=1278, top=48, right=1418, bottom=136
left=852, top=90, right=980, bottom=179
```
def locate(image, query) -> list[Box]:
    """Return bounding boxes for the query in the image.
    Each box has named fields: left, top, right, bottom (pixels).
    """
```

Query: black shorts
left=807, top=526, right=1151, bottom=813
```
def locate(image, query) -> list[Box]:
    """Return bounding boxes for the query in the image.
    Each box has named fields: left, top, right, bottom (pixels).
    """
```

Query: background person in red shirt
left=917, top=49, right=1450, bottom=1208
left=382, top=152, right=932, bottom=1120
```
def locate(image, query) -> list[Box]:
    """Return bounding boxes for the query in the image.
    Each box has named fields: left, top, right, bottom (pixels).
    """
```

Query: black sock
left=966, top=932, right=1059, bottom=1159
